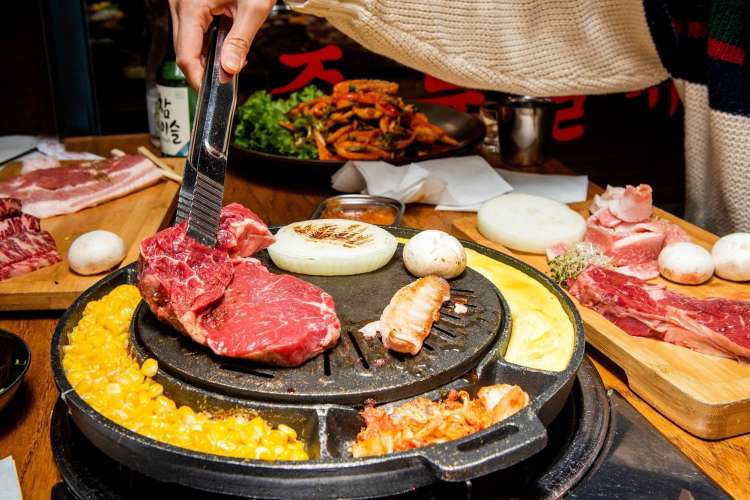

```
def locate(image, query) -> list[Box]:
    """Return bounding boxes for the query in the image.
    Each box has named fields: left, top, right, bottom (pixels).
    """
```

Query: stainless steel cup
left=499, top=96, right=552, bottom=166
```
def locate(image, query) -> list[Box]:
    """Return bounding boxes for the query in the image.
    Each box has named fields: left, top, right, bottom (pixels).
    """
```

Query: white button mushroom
left=67, top=230, right=126, bottom=275
left=712, top=233, right=750, bottom=282
left=403, top=230, right=466, bottom=279
left=657, top=242, right=714, bottom=285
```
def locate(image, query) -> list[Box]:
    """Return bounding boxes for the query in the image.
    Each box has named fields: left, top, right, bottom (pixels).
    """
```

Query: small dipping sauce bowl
left=311, top=195, right=405, bottom=226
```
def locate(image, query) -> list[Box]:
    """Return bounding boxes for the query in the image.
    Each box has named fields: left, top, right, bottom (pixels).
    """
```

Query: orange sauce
left=321, top=205, right=396, bottom=225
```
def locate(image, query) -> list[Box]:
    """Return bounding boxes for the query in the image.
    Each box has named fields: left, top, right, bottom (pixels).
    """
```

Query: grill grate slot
left=323, top=351, right=331, bottom=376
left=431, top=324, right=457, bottom=338
left=439, top=311, right=464, bottom=322
left=347, top=331, right=370, bottom=370
left=219, top=363, right=275, bottom=379
left=422, top=342, right=435, bottom=351
left=388, top=350, right=407, bottom=363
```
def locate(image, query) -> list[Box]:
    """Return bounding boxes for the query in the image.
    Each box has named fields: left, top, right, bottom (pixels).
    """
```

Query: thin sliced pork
left=0, top=154, right=163, bottom=218
left=581, top=184, right=690, bottom=280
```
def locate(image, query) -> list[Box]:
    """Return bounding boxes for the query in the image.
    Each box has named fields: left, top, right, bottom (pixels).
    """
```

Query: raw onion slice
left=268, top=219, right=397, bottom=276
left=478, top=193, right=586, bottom=254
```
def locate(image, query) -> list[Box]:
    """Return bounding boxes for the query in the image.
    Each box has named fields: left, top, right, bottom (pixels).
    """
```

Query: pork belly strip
left=0, top=155, right=163, bottom=218
left=360, top=276, right=450, bottom=355
left=569, top=266, right=750, bottom=361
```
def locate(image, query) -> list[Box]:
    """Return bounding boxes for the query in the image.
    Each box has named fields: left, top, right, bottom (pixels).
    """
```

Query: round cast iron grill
left=131, top=249, right=506, bottom=405
left=51, top=227, right=587, bottom=498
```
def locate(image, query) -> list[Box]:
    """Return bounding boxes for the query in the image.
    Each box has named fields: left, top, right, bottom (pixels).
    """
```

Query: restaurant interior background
left=4, top=1, right=750, bottom=499
left=2, top=0, right=685, bottom=214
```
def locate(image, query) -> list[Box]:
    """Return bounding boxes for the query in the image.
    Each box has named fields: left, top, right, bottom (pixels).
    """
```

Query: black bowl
left=0, top=329, right=30, bottom=414
left=230, top=102, right=486, bottom=178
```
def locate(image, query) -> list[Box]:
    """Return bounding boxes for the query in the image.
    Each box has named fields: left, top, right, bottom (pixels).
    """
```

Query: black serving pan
left=51, top=228, right=585, bottom=499
left=230, top=102, right=486, bottom=177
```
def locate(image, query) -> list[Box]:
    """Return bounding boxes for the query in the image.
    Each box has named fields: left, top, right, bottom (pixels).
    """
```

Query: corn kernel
left=140, top=358, right=158, bottom=378
left=277, top=424, right=297, bottom=441
left=148, top=383, right=164, bottom=398
left=61, top=285, right=308, bottom=462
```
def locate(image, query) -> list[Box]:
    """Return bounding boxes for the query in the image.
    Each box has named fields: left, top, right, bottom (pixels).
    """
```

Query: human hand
left=168, top=0, right=275, bottom=89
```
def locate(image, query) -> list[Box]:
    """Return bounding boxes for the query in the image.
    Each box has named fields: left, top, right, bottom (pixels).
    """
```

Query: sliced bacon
left=0, top=155, right=163, bottom=218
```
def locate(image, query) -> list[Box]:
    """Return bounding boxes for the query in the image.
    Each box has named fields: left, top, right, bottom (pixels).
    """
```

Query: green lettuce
left=233, top=85, right=324, bottom=160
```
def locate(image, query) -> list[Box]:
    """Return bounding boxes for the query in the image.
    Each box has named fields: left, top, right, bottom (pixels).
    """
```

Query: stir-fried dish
left=352, top=384, right=529, bottom=457
left=234, top=80, right=458, bottom=161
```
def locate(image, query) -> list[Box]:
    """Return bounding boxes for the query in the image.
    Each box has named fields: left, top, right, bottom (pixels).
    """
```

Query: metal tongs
left=175, top=16, right=238, bottom=247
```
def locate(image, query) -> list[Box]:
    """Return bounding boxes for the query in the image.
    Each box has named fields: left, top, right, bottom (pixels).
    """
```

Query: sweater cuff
left=285, top=0, right=366, bottom=17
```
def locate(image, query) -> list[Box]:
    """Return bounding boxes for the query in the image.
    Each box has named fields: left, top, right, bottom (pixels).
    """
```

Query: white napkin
left=332, top=156, right=513, bottom=212
left=0, top=456, right=22, bottom=500
left=36, top=137, right=102, bottom=161
left=496, top=168, right=588, bottom=204
left=0, top=135, right=37, bottom=165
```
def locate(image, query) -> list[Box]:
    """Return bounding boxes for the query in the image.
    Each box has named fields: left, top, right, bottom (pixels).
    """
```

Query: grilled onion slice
left=268, top=219, right=397, bottom=276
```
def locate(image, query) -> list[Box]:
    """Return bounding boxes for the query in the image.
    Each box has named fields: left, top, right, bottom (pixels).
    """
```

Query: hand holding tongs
left=176, top=16, right=238, bottom=247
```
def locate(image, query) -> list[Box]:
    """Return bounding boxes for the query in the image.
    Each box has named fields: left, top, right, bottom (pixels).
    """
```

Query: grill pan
left=51, top=227, right=585, bottom=499
left=132, top=248, right=505, bottom=405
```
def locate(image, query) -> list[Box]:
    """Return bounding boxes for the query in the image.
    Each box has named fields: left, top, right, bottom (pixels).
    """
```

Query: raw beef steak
left=0, top=230, right=61, bottom=280
left=138, top=203, right=340, bottom=367
left=569, top=266, right=750, bottom=361
left=199, top=259, right=340, bottom=367
left=138, top=223, right=233, bottom=344
left=0, top=213, right=40, bottom=240
left=217, top=203, right=275, bottom=259
left=0, top=197, right=60, bottom=280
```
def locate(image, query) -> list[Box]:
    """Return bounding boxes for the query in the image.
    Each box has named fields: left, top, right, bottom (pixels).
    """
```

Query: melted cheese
left=465, top=249, right=575, bottom=372
left=397, top=238, right=575, bottom=371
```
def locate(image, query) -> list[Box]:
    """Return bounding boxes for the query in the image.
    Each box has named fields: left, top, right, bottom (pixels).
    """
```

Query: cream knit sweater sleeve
left=285, top=0, right=668, bottom=96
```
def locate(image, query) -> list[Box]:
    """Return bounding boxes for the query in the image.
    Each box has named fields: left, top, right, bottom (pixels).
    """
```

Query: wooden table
left=1, top=135, right=748, bottom=499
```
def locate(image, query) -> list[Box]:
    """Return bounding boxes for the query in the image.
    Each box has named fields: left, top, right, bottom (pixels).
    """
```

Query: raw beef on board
left=138, top=203, right=340, bottom=367
left=0, top=154, right=163, bottom=218
left=0, top=197, right=60, bottom=280
left=569, top=266, right=750, bottom=361
left=582, top=185, right=689, bottom=280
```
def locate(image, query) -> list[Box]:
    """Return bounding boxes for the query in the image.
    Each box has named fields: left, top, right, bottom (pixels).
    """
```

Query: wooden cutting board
left=0, top=158, right=184, bottom=311
left=453, top=204, right=750, bottom=440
